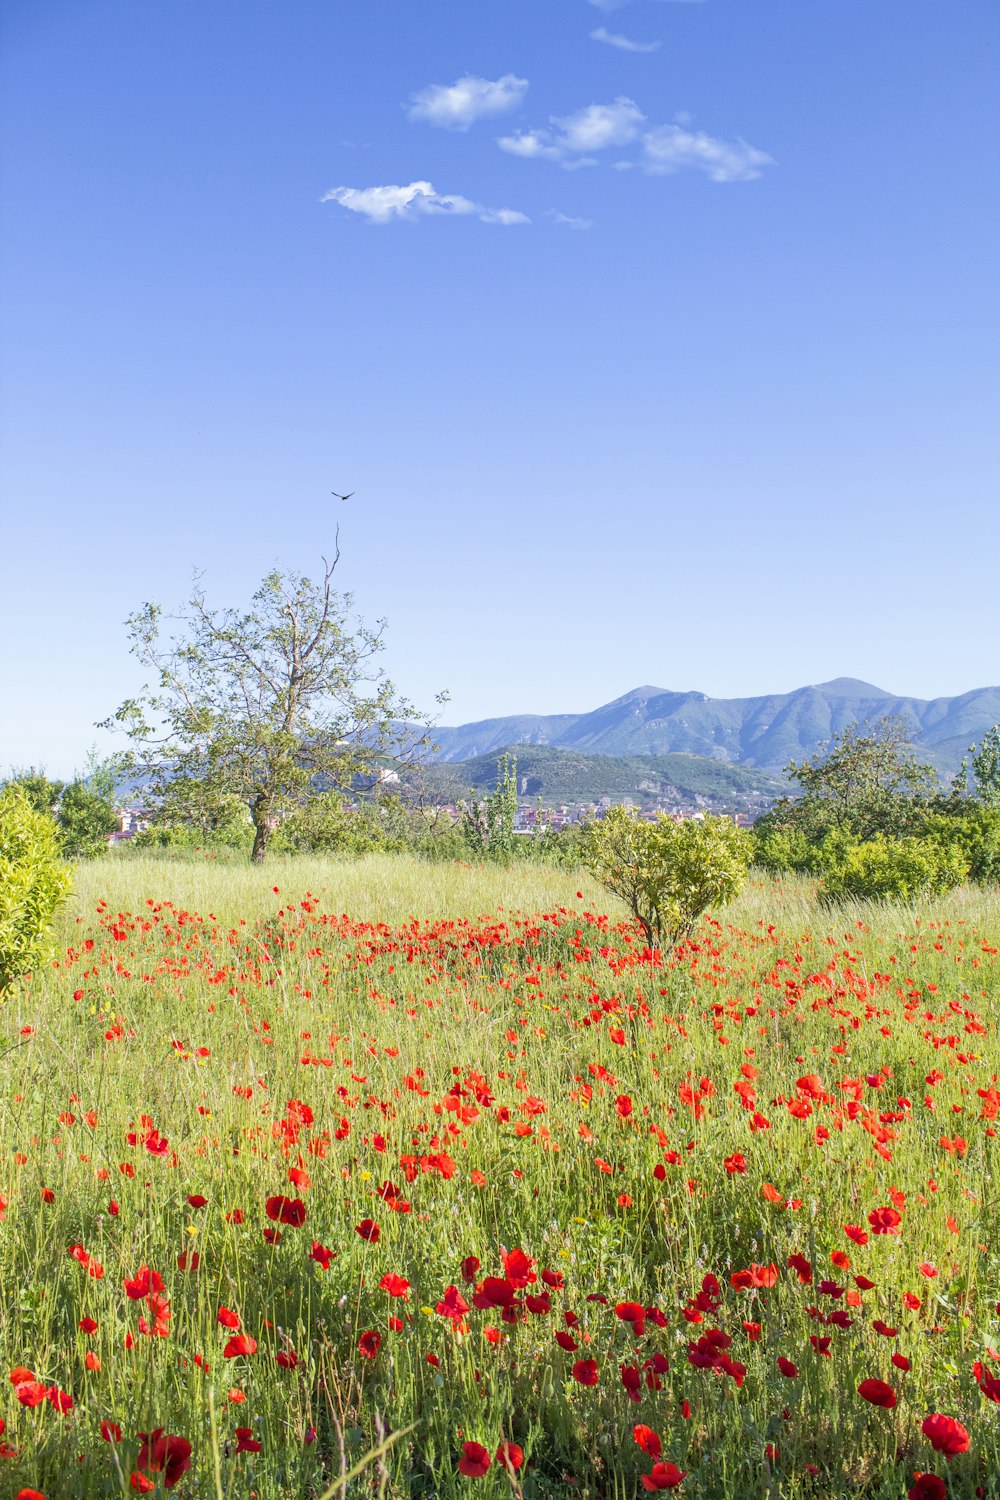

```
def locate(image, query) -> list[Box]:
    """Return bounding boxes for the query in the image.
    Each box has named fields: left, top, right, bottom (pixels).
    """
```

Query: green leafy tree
left=460, top=753, right=520, bottom=864
left=57, top=782, right=118, bottom=858
left=952, top=724, right=1000, bottom=810
left=582, top=806, right=752, bottom=951
left=771, top=717, right=938, bottom=847
left=104, top=551, right=437, bottom=865
left=0, top=785, right=72, bottom=994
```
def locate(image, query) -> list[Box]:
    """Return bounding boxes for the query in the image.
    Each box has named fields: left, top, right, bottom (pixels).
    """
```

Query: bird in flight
left=331, top=491, right=355, bottom=502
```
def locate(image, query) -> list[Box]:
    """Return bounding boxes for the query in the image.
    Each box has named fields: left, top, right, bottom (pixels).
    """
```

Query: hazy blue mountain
left=423, top=680, right=1000, bottom=775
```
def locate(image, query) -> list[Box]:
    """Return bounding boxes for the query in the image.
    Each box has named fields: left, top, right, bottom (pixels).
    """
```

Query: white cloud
left=545, top=210, right=594, bottom=230
left=321, top=181, right=529, bottom=225
left=499, top=92, right=772, bottom=184
left=558, top=97, right=646, bottom=151
left=641, top=124, right=773, bottom=181
left=406, top=74, right=528, bottom=131
left=591, top=27, right=661, bottom=52
left=497, top=129, right=565, bottom=163
left=499, top=96, right=644, bottom=167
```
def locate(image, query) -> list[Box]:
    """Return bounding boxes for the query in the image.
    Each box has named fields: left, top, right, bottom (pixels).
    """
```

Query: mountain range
left=422, top=680, right=1000, bottom=777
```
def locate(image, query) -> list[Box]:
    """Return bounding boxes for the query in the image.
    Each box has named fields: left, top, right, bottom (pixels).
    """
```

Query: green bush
left=819, top=834, right=968, bottom=906
left=0, top=785, right=72, bottom=994
left=583, top=807, right=752, bottom=950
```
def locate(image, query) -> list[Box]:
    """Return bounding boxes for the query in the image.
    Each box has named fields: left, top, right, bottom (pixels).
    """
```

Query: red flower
left=379, top=1273, right=411, bottom=1299
left=217, top=1307, right=240, bottom=1330
left=641, top=1462, right=687, bottom=1491
left=436, top=1285, right=471, bottom=1320
left=615, top=1301, right=647, bottom=1335
left=135, top=1429, right=192, bottom=1489
left=634, top=1425, right=662, bottom=1459
left=777, top=1357, right=798, bottom=1378
left=309, top=1241, right=335, bottom=1269
left=457, top=1441, right=491, bottom=1477
left=355, top=1218, right=380, bottom=1243
left=921, top=1413, right=969, bottom=1457
left=265, top=1196, right=306, bottom=1227
left=858, top=1378, right=896, bottom=1409
left=495, top=1442, right=524, bottom=1473
left=276, top=1350, right=299, bottom=1369
left=124, top=1267, right=165, bottom=1301
left=908, top=1477, right=947, bottom=1500
left=868, top=1207, right=902, bottom=1236
left=101, top=1421, right=122, bottom=1443
left=572, top=1359, right=599, bottom=1386
left=358, top=1330, right=381, bottom=1359
left=502, top=1248, right=537, bottom=1288
left=223, top=1334, right=257, bottom=1358
left=235, top=1427, right=262, bottom=1453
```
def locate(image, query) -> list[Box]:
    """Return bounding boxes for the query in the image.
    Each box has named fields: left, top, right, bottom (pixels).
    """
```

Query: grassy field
left=1, top=853, right=998, bottom=1499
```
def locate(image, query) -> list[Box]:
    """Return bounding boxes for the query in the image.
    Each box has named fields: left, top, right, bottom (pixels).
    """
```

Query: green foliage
left=785, top=716, right=938, bottom=841
left=104, top=555, right=436, bottom=865
left=582, top=806, right=752, bottom=950
left=460, top=753, right=520, bottom=864
left=3, top=769, right=116, bottom=860
left=271, top=791, right=411, bottom=856
left=56, top=780, right=118, bottom=858
left=819, top=833, right=968, bottom=905
left=952, top=723, right=1000, bottom=810
left=0, top=785, right=72, bottom=995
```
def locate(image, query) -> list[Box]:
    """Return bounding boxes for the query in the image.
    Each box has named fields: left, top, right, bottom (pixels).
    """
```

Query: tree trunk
left=251, top=819, right=270, bottom=865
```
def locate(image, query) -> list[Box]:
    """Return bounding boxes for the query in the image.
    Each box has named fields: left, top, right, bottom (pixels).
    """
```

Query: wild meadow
left=1, top=853, right=998, bottom=1500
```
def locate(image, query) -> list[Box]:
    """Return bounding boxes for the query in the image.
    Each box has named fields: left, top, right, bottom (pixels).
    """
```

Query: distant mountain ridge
left=424, top=680, right=1000, bottom=776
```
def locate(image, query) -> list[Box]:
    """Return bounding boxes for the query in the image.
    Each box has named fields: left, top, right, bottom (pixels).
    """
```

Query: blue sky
left=1, top=0, right=998, bottom=775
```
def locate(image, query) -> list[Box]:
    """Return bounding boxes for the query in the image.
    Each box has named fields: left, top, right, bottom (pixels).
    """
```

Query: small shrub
left=0, top=784, right=72, bottom=994
left=583, top=807, right=752, bottom=950
left=820, top=834, right=968, bottom=905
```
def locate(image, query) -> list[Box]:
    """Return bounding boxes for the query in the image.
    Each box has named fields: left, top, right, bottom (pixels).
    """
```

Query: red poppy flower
left=223, top=1334, right=257, bottom=1358
left=436, top=1285, right=471, bottom=1320
left=868, top=1207, right=902, bottom=1236
left=358, top=1330, right=381, bottom=1359
left=379, top=1273, right=411, bottom=1299
left=265, top=1196, right=306, bottom=1227
left=633, top=1425, right=662, bottom=1459
left=502, top=1248, right=537, bottom=1288
left=101, top=1421, right=122, bottom=1442
left=908, top=1477, right=946, bottom=1500
left=217, top=1307, right=240, bottom=1330
left=495, top=1442, right=524, bottom=1473
left=79, top=1317, right=99, bottom=1334
left=135, top=1429, right=192, bottom=1489
left=235, top=1427, right=262, bottom=1453
left=275, top=1350, right=299, bottom=1369
left=641, top=1462, right=687, bottom=1491
left=777, top=1357, right=798, bottom=1378
left=615, top=1301, right=647, bottom=1334
left=124, top=1267, right=165, bottom=1301
left=309, top=1241, right=334, bottom=1269
left=355, top=1218, right=380, bottom=1243
left=921, top=1414, right=969, bottom=1457
left=572, top=1359, right=599, bottom=1386
left=457, top=1441, right=491, bottom=1477
left=15, top=1381, right=47, bottom=1408
left=858, top=1378, right=896, bottom=1409
left=15, top=1491, right=48, bottom=1500
left=461, top=1255, right=481, bottom=1283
